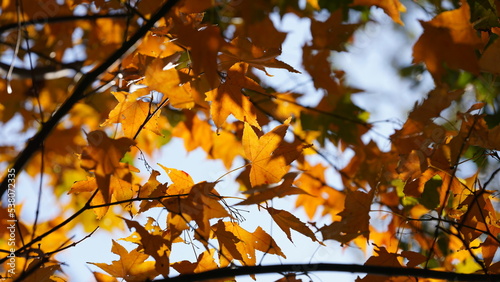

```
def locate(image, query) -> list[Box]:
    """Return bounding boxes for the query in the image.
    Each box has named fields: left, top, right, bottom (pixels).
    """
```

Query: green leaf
left=420, top=175, right=442, bottom=210
left=467, top=0, right=500, bottom=30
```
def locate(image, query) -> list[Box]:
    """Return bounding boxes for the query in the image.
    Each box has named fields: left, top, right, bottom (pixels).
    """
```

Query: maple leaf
left=295, top=163, right=346, bottom=220
left=413, top=1, right=482, bottom=80
left=214, top=220, right=286, bottom=267
left=243, top=119, right=309, bottom=187
left=68, top=175, right=135, bottom=219
left=458, top=190, right=498, bottom=245
left=320, top=189, right=374, bottom=244
left=357, top=245, right=402, bottom=282
left=220, top=37, right=300, bottom=75
left=159, top=164, right=194, bottom=194
left=101, top=90, right=162, bottom=138
left=205, top=62, right=266, bottom=130
left=236, top=172, right=309, bottom=205
left=90, top=240, right=159, bottom=282
left=173, top=21, right=226, bottom=88
left=143, top=58, right=195, bottom=109
left=158, top=165, right=230, bottom=239
left=171, top=249, right=219, bottom=275
left=138, top=170, right=169, bottom=213
left=244, top=17, right=287, bottom=50
left=267, top=207, right=319, bottom=243
left=123, top=219, right=170, bottom=276
left=22, top=259, right=62, bottom=282
left=80, top=130, right=136, bottom=176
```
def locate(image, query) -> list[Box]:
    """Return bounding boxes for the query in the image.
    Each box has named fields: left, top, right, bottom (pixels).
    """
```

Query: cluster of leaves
left=1, top=0, right=500, bottom=281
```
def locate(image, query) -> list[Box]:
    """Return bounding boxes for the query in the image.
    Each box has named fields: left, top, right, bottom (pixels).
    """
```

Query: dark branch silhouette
left=158, top=263, right=500, bottom=282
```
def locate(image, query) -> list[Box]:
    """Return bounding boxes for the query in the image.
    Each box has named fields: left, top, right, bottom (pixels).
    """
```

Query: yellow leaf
left=214, top=220, right=285, bottom=267
left=144, top=58, right=195, bottom=109
left=158, top=164, right=194, bottom=194
left=68, top=175, right=135, bottom=219
left=90, top=240, right=159, bottom=281
left=243, top=119, right=307, bottom=187
left=101, top=90, right=161, bottom=138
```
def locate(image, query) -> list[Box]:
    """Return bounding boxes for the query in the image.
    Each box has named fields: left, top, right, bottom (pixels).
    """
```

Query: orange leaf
left=320, top=189, right=374, bottom=244
left=205, top=62, right=266, bottom=130
left=68, top=175, right=135, bottom=219
left=358, top=245, right=402, bottom=282
left=90, top=240, right=158, bottom=281
left=237, top=172, right=309, bottom=205
left=267, top=207, right=319, bottom=243
left=413, top=1, right=482, bottom=80
left=214, top=220, right=286, bottom=267
left=158, top=164, right=194, bottom=194
left=123, top=219, right=170, bottom=276
left=243, top=119, right=308, bottom=187
left=101, top=90, right=161, bottom=138
left=171, top=249, right=218, bottom=275
left=80, top=130, right=135, bottom=176
left=401, top=250, right=426, bottom=268
left=174, top=23, right=226, bottom=88
left=143, top=58, right=195, bottom=109
left=220, top=37, right=299, bottom=75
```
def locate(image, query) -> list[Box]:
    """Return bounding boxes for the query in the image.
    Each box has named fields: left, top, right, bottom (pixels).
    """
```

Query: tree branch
left=0, top=13, right=128, bottom=34
left=0, top=0, right=180, bottom=198
left=158, top=263, right=500, bottom=282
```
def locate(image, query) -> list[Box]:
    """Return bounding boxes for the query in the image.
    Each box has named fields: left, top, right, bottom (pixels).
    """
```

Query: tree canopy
left=1, top=0, right=500, bottom=281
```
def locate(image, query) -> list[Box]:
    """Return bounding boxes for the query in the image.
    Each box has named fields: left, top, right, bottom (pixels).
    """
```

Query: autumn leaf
left=171, top=249, right=219, bottom=275
left=90, top=240, right=159, bottom=282
left=220, top=37, right=300, bottom=75
left=173, top=21, right=226, bottom=88
left=138, top=170, right=169, bottom=213
left=143, top=58, right=195, bottom=109
left=101, top=90, right=162, bottom=138
left=5, top=1, right=500, bottom=281
left=413, top=1, right=482, bottom=80
left=267, top=207, right=319, bottom=243
left=480, top=37, right=500, bottom=74
left=157, top=167, right=230, bottom=240
left=236, top=172, right=309, bottom=205
left=214, top=220, right=286, bottom=267
left=320, top=189, right=374, bottom=244
left=205, top=62, right=266, bottom=130
left=357, top=245, right=402, bottom=282
left=123, top=219, right=170, bottom=276
left=243, top=119, right=308, bottom=187
left=159, top=164, right=194, bottom=194
left=68, top=175, right=135, bottom=219
left=80, top=130, right=136, bottom=177
left=22, top=259, right=62, bottom=282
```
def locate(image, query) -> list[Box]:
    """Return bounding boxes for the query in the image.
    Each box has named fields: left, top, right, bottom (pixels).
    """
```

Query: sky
left=1, top=1, right=442, bottom=281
